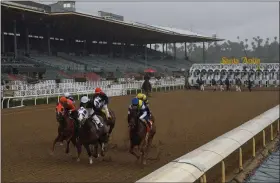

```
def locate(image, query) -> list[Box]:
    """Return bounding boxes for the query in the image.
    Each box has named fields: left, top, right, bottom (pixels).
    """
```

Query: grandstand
left=1, top=1, right=222, bottom=82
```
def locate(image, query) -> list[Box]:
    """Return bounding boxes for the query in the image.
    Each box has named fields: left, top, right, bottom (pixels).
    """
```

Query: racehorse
left=142, top=80, right=152, bottom=97
left=76, top=107, right=110, bottom=164
left=51, top=110, right=79, bottom=155
left=128, top=106, right=156, bottom=165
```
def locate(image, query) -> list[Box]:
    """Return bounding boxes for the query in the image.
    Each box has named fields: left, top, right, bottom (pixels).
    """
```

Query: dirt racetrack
left=2, top=90, right=279, bottom=182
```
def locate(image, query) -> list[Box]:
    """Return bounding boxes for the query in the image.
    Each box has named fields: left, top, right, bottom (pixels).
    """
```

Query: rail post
left=262, top=130, right=266, bottom=147
left=239, top=147, right=243, bottom=171
left=35, top=97, right=37, bottom=106
left=7, top=98, right=11, bottom=108
left=1, top=98, right=5, bottom=109
left=221, top=161, right=226, bottom=183
left=270, top=124, right=274, bottom=141
left=201, top=174, right=207, bottom=183
left=46, top=96, right=49, bottom=104
left=252, top=137, right=256, bottom=157
left=277, top=119, right=279, bottom=133
left=21, top=97, right=24, bottom=106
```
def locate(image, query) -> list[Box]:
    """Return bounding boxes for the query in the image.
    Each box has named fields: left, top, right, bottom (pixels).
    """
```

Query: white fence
left=1, top=80, right=185, bottom=109
left=3, top=78, right=185, bottom=98
left=136, top=105, right=280, bottom=183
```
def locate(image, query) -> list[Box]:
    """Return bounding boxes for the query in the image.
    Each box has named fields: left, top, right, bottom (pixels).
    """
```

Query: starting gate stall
left=188, top=63, right=280, bottom=87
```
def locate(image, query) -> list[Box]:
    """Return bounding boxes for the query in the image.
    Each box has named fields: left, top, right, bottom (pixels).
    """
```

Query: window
left=63, top=3, right=71, bottom=8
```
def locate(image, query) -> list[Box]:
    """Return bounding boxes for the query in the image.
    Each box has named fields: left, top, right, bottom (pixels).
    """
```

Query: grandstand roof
left=2, top=1, right=224, bottom=44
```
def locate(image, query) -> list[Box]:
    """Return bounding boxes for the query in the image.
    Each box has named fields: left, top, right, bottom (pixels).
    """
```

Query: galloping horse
left=76, top=107, right=110, bottom=164
left=142, top=80, right=152, bottom=97
left=128, top=107, right=156, bottom=165
left=51, top=109, right=78, bottom=155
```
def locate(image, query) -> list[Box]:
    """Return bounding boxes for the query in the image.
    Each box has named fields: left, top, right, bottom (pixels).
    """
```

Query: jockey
left=136, top=93, right=149, bottom=106
left=92, top=87, right=111, bottom=120
left=59, top=96, right=76, bottom=116
left=59, top=96, right=79, bottom=134
left=131, top=98, right=152, bottom=132
left=77, top=96, right=90, bottom=124
left=64, top=92, right=75, bottom=104
left=86, top=91, right=107, bottom=130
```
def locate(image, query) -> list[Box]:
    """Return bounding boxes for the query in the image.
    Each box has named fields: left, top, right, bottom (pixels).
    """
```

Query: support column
left=184, top=42, right=187, bottom=59
left=145, top=44, right=147, bottom=67
left=165, top=43, right=168, bottom=54
left=13, top=20, right=18, bottom=59
left=26, top=28, right=30, bottom=55
left=149, top=44, right=152, bottom=50
left=162, top=43, right=165, bottom=54
left=1, top=32, right=5, bottom=53
left=47, top=24, right=51, bottom=55
left=173, top=42, right=176, bottom=60
left=202, top=42, right=205, bottom=63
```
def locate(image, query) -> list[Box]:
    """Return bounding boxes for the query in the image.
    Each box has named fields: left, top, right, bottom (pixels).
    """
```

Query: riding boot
left=93, top=115, right=103, bottom=127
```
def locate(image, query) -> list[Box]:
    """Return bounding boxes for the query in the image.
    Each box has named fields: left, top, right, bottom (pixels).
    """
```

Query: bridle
left=77, top=107, right=88, bottom=126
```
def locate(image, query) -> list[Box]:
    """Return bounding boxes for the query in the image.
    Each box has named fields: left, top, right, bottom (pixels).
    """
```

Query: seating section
left=1, top=45, right=191, bottom=81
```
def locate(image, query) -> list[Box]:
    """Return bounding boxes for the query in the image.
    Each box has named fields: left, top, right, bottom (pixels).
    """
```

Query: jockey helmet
left=95, top=87, right=102, bottom=93
left=140, top=93, right=147, bottom=101
left=59, top=96, right=67, bottom=103
left=64, top=92, right=70, bottom=98
left=131, top=98, right=139, bottom=106
left=80, top=96, right=89, bottom=104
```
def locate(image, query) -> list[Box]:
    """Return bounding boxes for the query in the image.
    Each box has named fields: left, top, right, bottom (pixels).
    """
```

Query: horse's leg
left=100, top=141, right=105, bottom=157
left=139, top=132, right=149, bottom=165
left=143, top=132, right=156, bottom=165
left=84, top=144, right=94, bottom=164
left=51, top=133, right=61, bottom=154
left=58, top=132, right=64, bottom=145
left=93, top=143, right=99, bottom=158
left=75, top=139, right=82, bottom=162
left=129, top=143, right=140, bottom=161
left=65, top=135, right=73, bottom=154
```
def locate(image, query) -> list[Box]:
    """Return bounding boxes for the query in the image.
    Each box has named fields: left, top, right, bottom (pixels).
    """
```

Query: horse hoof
left=89, top=159, right=93, bottom=164
left=50, top=151, right=54, bottom=156
left=77, top=158, right=80, bottom=162
left=60, top=143, right=63, bottom=146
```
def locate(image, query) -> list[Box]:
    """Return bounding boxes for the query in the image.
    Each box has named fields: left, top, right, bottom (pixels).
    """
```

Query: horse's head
left=56, top=108, right=66, bottom=126
left=77, top=107, right=88, bottom=126
left=128, top=106, right=140, bottom=130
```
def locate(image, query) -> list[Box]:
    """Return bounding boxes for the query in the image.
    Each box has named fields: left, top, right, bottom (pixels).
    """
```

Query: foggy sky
left=44, top=1, right=279, bottom=42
